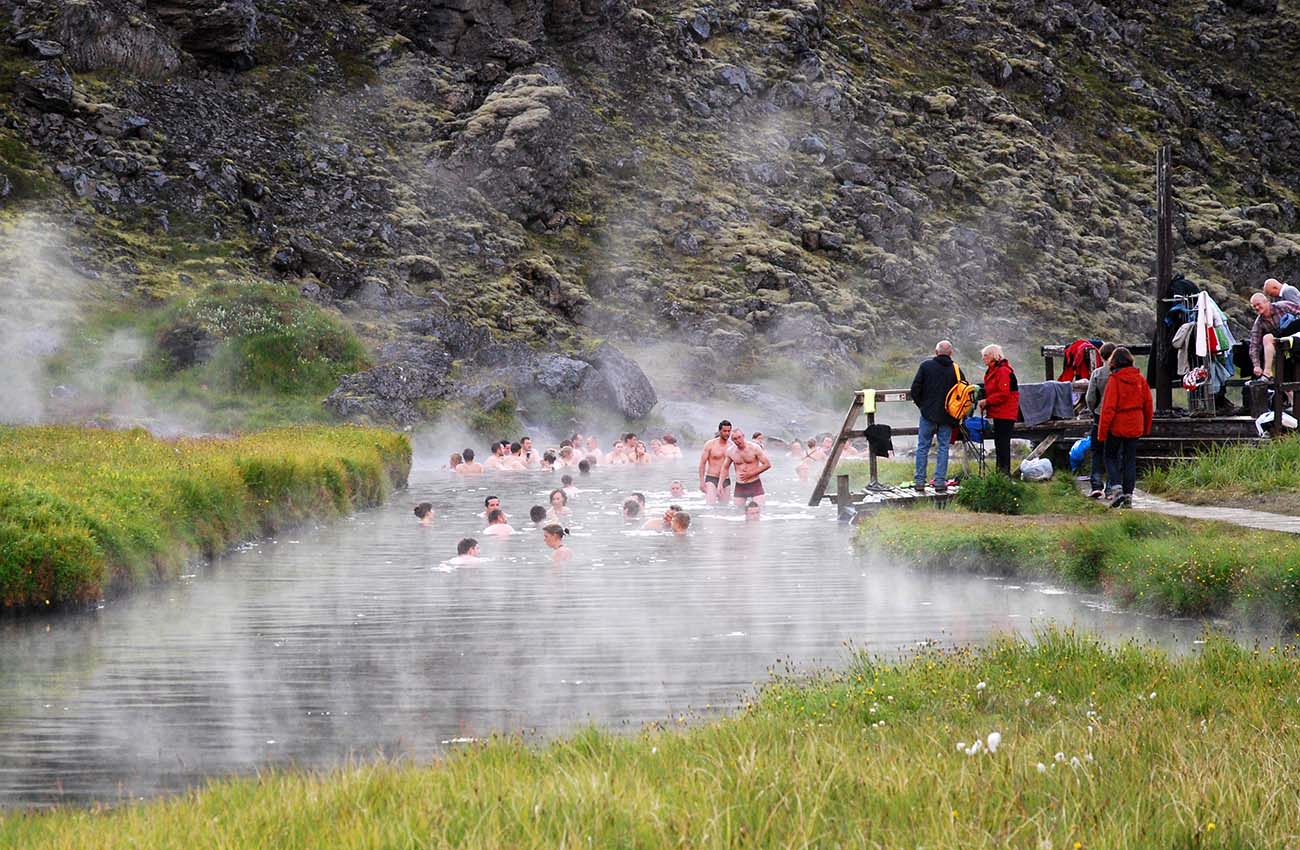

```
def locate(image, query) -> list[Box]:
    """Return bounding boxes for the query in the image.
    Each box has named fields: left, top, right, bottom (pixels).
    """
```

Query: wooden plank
left=1021, top=431, right=1062, bottom=465
left=808, top=392, right=863, bottom=506
left=836, top=474, right=851, bottom=508
left=1041, top=343, right=1151, bottom=358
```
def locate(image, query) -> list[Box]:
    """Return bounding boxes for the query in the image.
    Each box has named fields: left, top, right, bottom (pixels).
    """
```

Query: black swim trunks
left=733, top=479, right=764, bottom=498
left=704, top=475, right=732, bottom=488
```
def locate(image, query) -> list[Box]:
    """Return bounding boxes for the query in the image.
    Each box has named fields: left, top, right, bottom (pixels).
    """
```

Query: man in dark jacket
left=910, top=340, right=960, bottom=494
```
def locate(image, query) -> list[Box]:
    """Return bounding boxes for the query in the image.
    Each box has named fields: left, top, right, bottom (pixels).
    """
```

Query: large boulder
left=577, top=342, right=657, bottom=419
left=145, top=0, right=259, bottom=69
left=16, top=63, right=74, bottom=113
left=324, top=343, right=453, bottom=425
left=442, top=68, right=577, bottom=223
left=533, top=353, right=594, bottom=394
left=57, top=0, right=182, bottom=77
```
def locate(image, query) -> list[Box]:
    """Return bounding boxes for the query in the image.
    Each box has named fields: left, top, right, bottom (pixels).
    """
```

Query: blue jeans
left=1089, top=417, right=1107, bottom=492
left=915, top=416, right=952, bottom=487
left=1104, top=436, right=1138, bottom=496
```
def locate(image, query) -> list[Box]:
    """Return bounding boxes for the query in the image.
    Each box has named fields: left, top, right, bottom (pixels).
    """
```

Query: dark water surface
left=0, top=458, right=1254, bottom=807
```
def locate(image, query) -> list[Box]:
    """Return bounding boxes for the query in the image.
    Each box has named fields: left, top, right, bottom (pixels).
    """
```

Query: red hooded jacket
left=982, top=359, right=1020, bottom=421
left=1098, top=366, right=1153, bottom=441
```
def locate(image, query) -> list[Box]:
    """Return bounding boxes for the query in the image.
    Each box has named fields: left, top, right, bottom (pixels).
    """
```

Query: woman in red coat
left=1097, top=347, right=1154, bottom=508
left=977, top=344, right=1020, bottom=475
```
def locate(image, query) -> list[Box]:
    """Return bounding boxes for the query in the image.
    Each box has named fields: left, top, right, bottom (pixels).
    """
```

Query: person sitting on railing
left=1264, top=278, right=1300, bottom=306
left=1248, top=292, right=1300, bottom=380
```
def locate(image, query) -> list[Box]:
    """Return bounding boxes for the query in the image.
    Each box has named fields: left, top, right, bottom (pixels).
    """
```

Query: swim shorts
left=733, top=479, right=764, bottom=498
left=704, top=475, right=732, bottom=488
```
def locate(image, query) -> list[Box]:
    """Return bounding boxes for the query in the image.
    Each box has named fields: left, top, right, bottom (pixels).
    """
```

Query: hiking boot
left=934, top=484, right=948, bottom=495
left=1109, top=494, right=1131, bottom=509
left=913, top=483, right=927, bottom=493
left=1089, top=489, right=1104, bottom=499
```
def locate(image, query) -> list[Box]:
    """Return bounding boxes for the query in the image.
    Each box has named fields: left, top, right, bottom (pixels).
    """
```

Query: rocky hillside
left=3, top=0, right=1300, bottom=429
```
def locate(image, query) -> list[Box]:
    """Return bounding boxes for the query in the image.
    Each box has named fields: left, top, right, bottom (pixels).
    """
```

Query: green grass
left=857, top=481, right=1300, bottom=622
left=149, top=278, right=370, bottom=396
left=0, top=425, right=410, bottom=611
left=1145, top=435, right=1300, bottom=502
left=5, top=628, right=1298, bottom=847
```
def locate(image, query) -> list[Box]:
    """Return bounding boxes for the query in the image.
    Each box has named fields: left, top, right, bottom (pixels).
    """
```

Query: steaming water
left=0, top=456, right=1257, bottom=808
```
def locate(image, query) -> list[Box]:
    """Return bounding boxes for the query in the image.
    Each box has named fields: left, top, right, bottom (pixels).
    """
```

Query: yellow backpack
left=944, top=362, right=978, bottom=422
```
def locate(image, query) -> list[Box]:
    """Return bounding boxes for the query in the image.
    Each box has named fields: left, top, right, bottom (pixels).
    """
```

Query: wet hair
left=550, top=488, right=568, bottom=506
left=510, top=442, right=522, bottom=454
left=413, top=502, right=433, bottom=519
left=668, top=504, right=682, bottom=513
left=1109, top=346, right=1135, bottom=370
left=717, top=420, right=732, bottom=431
left=529, top=505, right=547, bottom=523
left=543, top=450, right=557, bottom=464
left=484, top=495, right=499, bottom=507
left=559, top=439, right=572, bottom=448
left=672, top=511, right=691, bottom=531
left=561, top=474, right=574, bottom=486
left=663, top=434, right=677, bottom=444
left=806, top=439, right=816, bottom=448
left=542, top=524, right=569, bottom=538
left=745, top=500, right=760, bottom=510
left=520, top=435, right=531, bottom=444
left=462, top=448, right=475, bottom=461
left=559, top=446, right=573, bottom=459
left=578, top=459, right=591, bottom=475
left=632, top=492, right=646, bottom=506
left=1098, top=342, right=1117, bottom=360
left=622, top=498, right=642, bottom=518
left=457, top=537, right=478, bottom=555
left=752, top=432, right=763, bottom=440
left=449, top=453, right=462, bottom=466
left=487, top=509, right=505, bottom=524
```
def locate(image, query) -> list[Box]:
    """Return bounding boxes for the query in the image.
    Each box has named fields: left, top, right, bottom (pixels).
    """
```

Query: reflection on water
left=0, top=458, right=1261, bottom=807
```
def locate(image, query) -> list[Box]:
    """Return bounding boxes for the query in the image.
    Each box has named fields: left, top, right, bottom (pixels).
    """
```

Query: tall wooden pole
left=1152, top=144, right=1174, bottom=412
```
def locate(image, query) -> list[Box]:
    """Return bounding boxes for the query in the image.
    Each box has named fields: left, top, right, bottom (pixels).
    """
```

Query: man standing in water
left=722, top=429, right=772, bottom=507
left=698, top=420, right=733, bottom=504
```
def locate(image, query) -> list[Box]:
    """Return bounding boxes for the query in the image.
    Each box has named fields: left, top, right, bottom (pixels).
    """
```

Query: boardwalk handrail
left=808, top=388, right=913, bottom=506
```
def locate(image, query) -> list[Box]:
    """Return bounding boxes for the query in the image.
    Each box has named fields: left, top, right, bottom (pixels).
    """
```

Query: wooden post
left=1044, top=356, right=1055, bottom=382
left=1151, top=144, right=1175, bottom=412
left=1292, top=382, right=1300, bottom=427
left=836, top=474, right=851, bottom=508
left=1273, top=375, right=1286, bottom=437
left=866, top=409, right=879, bottom=487
left=808, top=391, right=864, bottom=506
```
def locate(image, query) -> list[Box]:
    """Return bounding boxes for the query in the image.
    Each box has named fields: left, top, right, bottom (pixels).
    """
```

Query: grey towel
left=1018, top=381, right=1075, bottom=426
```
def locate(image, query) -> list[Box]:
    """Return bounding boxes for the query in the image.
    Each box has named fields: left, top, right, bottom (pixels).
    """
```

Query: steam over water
left=0, top=455, right=1248, bottom=807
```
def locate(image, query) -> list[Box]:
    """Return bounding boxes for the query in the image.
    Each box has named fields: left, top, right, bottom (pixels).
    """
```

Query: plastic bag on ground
left=1019, top=458, right=1054, bottom=481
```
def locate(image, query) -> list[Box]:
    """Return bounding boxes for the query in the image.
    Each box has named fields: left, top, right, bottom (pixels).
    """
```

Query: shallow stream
left=0, top=455, right=1253, bottom=807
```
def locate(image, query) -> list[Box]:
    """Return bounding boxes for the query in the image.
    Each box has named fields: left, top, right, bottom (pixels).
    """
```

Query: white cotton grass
left=955, top=731, right=1002, bottom=756
left=976, top=681, right=987, bottom=691
left=1036, top=762, right=1047, bottom=773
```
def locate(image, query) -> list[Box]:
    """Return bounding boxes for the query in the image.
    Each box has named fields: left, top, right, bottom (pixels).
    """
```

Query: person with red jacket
left=976, top=344, right=1020, bottom=475
left=1097, top=347, right=1154, bottom=508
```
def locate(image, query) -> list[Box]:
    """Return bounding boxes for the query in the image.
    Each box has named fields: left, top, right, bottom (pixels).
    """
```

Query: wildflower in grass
left=1206, top=822, right=1216, bottom=832
left=987, top=731, right=1001, bottom=753
left=1036, top=762, right=1047, bottom=773
left=1070, top=756, right=1082, bottom=769
left=957, top=741, right=967, bottom=752
left=1055, top=752, right=1066, bottom=763
left=976, top=681, right=987, bottom=690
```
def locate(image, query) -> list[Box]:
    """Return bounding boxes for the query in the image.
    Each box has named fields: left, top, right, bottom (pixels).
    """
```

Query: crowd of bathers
left=415, top=423, right=798, bottom=564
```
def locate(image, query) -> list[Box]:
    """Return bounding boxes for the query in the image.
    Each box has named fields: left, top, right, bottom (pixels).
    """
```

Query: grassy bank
left=0, top=425, right=410, bottom=611
left=4, top=629, right=1297, bottom=847
left=1145, top=435, right=1300, bottom=512
left=857, top=479, right=1300, bottom=623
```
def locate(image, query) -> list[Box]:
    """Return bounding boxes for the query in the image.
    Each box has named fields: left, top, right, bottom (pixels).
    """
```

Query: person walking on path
left=1084, top=342, right=1117, bottom=498
left=976, top=344, right=1020, bottom=476
left=910, top=340, right=961, bottom=494
left=1097, top=347, right=1153, bottom=509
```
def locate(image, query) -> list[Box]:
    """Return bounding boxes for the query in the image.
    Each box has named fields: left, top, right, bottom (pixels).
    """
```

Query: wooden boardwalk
left=1130, top=491, right=1300, bottom=535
